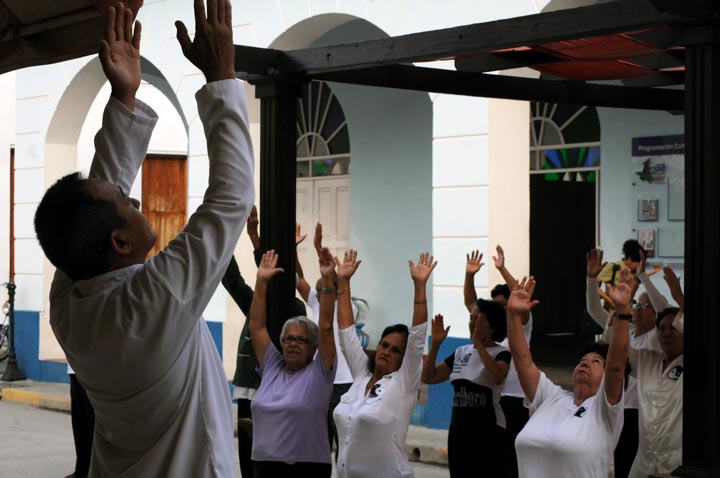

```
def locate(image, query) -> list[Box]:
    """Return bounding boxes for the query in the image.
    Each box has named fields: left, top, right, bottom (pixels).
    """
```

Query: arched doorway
left=529, top=100, right=601, bottom=361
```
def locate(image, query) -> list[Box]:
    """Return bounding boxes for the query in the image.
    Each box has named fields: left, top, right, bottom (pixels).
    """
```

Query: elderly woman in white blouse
left=510, top=274, right=630, bottom=478
left=332, top=250, right=436, bottom=478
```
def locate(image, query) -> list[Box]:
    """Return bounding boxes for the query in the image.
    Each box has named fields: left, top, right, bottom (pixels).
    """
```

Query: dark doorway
left=529, top=174, right=596, bottom=366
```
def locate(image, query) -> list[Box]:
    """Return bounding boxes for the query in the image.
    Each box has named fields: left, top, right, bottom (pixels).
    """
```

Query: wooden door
left=296, top=176, right=350, bottom=287
left=141, top=154, right=187, bottom=258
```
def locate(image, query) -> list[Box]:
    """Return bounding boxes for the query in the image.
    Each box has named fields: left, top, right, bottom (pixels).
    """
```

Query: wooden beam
left=621, top=70, right=684, bottom=87
left=233, top=1, right=694, bottom=76
left=307, top=64, right=684, bottom=111
left=455, top=50, right=562, bottom=73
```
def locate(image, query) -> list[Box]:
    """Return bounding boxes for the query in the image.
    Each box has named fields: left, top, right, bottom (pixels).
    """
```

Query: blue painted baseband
left=13, top=312, right=453, bottom=431
left=14, top=310, right=225, bottom=385
left=421, top=335, right=472, bottom=430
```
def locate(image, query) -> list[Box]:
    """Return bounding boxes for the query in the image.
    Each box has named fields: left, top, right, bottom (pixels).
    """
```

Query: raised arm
left=637, top=249, right=669, bottom=313
left=464, top=250, right=483, bottom=312
left=317, top=247, right=337, bottom=371
left=336, top=249, right=362, bottom=331
left=90, top=4, right=156, bottom=190
left=493, top=245, right=520, bottom=290
left=586, top=248, right=610, bottom=328
left=409, top=252, right=437, bottom=327
left=295, top=223, right=311, bottom=302
left=472, top=318, right=510, bottom=386
left=146, top=0, right=254, bottom=318
left=422, top=314, right=452, bottom=384
left=221, top=255, right=253, bottom=316
left=604, top=268, right=632, bottom=406
left=663, top=266, right=685, bottom=315
left=249, top=250, right=284, bottom=365
left=506, top=277, right=541, bottom=402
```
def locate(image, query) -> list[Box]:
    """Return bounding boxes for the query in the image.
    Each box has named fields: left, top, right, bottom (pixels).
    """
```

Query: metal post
left=2, top=282, right=26, bottom=381
left=673, top=29, right=720, bottom=478
left=254, top=77, right=302, bottom=347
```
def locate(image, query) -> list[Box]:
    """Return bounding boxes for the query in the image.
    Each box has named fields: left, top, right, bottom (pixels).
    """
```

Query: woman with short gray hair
left=249, top=249, right=338, bottom=477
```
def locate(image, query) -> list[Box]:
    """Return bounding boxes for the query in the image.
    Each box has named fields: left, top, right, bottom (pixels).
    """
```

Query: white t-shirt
left=444, top=343, right=510, bottom=427
left=515, top=373, right=624, bottom=478
left=334, top=323, right=426, bottom=478
left=499, top=314, right=533, bottom=398
left=307, top=288, right=356, bottom=384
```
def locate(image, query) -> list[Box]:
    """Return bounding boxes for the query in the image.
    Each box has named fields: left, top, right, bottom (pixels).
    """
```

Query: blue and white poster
left=631, top=135, right=684, bottom=259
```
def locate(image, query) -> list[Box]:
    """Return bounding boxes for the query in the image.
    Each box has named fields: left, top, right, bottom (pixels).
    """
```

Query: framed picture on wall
left=638, top=198, right=659, bottom=222
left=638, top=228, right=656, bottom=258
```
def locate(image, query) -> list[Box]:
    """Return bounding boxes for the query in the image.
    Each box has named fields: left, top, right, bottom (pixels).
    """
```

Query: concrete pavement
left=0, top=377, right=450, bottom=468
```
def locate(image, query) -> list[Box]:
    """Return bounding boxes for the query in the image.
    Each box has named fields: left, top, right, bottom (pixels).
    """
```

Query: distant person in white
left=34, top=1, right=253, bottom=476
left=508, top=266, right=630, bottom=478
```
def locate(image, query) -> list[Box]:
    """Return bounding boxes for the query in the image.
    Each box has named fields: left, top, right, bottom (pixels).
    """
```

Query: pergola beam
left=234, top=1, right=696, bottom=77
left=306, top=64, right=684, bottom=111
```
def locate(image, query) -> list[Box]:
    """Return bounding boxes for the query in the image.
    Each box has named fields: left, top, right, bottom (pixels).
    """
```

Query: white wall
left=10, top=0, right=550, bottom=368
left=598, top=107, right=685, bottom=303
left=0, top=72, right=14, bottom=286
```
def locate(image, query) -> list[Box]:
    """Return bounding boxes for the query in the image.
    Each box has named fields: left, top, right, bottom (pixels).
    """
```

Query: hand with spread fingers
left=586, top=248, right=607, bottom=278
left=100, top=3, right=142, bottom=110
left=409, top=252, right=437, bottom=284
left=606, top=268, right=633, bottom=311
left=508, top=276, right=540, bottom=316
left=336, top=249, right=362, bottom=281
left=256, top=250, right=284, bottom=284
left=175, top=0, right=235, bottom=82
left=466, top=250, right=484, bottom=275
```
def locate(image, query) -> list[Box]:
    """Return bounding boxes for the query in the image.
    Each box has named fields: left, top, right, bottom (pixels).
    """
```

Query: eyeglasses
left=632, top=303, right=652, bottom=311
left=281, top=336, right=312, bottom=345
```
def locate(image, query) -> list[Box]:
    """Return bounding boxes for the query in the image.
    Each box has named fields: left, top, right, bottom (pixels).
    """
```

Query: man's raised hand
left=176, top=0, right=234, bottom=83
left=100, top=3, right=142, bottom=110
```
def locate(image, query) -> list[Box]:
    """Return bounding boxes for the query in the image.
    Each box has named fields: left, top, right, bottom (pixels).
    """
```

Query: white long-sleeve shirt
left=629, top=312, right=684, bottom=478
left=50, top=80, right=254, bottom=478
left=334, top=323, right=426, bottom=478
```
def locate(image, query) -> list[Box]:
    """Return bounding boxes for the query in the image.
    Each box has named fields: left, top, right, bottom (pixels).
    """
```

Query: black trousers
left=70, top=374, right=95, bottom=478
left=237, top=398, right=254, bottom=478
left=253, top=461, right=331, bottom=478
left=614, top=408, right=639, bottom=478
left=500, top=396, right=529, bottom=478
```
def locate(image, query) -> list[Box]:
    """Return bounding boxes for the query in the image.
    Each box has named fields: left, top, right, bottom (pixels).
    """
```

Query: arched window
left=296, top=81, right=350, bottom=178
left=530, top=102, right=600, bottom=181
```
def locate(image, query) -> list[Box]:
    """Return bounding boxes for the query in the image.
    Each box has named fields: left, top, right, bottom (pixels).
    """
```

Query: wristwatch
left=616, top=313, right=633, bottom=321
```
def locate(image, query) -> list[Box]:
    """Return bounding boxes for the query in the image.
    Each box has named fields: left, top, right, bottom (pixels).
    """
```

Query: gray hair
left=280, top=316, right=318, bottom=345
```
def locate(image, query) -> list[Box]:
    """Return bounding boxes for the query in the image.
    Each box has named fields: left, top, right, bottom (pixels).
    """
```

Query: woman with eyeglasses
left=332, top=250, right=436, bottom=478
left=249, top=249, right=338, bottom=477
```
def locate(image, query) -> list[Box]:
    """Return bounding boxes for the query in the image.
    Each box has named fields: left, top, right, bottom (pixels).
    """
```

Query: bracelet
left=337, top=288, right=348, bottom=295
left=616, top=313, right=632, bottom=321
left=321, top=287, right=337, bottom=295
left=414, top=300, right=427, bottom=305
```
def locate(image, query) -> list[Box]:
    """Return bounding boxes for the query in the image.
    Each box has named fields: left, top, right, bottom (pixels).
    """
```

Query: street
left=0, top=400, right=448, bottom=478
